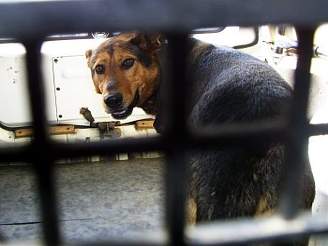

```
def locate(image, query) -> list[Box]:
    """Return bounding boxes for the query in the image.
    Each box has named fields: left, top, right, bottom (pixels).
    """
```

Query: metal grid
left=0, top=0, right=328, bottom=245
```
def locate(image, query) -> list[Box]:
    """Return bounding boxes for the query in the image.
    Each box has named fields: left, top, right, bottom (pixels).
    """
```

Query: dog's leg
left=186, top=197, right=197, bottom=225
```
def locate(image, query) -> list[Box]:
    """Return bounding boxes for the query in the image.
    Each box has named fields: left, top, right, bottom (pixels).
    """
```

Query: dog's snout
left=104, top=93, right=123, bottom=108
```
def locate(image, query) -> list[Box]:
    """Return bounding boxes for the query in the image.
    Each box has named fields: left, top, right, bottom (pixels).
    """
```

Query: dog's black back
left=188, top=43, right=292, bottom=124
left=186, top=41, right=315, bottom=242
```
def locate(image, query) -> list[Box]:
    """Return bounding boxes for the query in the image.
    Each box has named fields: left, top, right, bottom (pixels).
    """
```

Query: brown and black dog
left=86, top=32, right=315, bottom=245
left=85, top=33, right=161, bottom=119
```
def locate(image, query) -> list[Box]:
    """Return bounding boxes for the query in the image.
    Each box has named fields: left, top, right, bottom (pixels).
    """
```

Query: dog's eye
left=121, top=58, right=135, bottom=69
left=95, top=64, right=105, bottom=74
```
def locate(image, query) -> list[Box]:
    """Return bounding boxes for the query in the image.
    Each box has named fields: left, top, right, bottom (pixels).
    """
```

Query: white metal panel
left=41, top=47, right=60, bottom=124
left=0, top=43, right=31, bottom=126
left=52, top=54, right=109, bottom=123
left=0, top=43, right=59, bottom=126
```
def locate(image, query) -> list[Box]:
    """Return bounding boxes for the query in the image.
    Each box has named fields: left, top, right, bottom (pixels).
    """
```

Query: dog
left=86, top=32, right=315, bottom=245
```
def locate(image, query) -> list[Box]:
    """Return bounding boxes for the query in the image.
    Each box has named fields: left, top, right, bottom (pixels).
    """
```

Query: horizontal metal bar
left=74, top=242, right=163, bottom=246
left=0, top=145, right=30, bottom=162
left=0, top=0, right=327, bottom=38
left=309, top=123, right=328, bottom=136
left=52, top=135, right=164, bottom=158
left=189, top=119, right=288, bottom=149
left=0, top=121, right=286, bottom=162
left=3, top=213, right=328, bottom=246
left=187, top=212, right=328, bottom=245
left=1, top=122, right=328, bottom=163
left=0, top=136, right=163, bottom=162
left=0, top=232, right=166, bottom=246
left=71, top=231, right=167, bottom=246
left=193, top=122, right=328, bottom=143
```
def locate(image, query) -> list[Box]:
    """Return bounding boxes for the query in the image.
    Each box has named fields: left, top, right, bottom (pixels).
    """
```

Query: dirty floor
left=0, top=158, right=164, bottom=243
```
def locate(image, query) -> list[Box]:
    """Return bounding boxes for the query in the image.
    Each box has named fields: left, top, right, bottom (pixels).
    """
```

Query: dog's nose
left=104, top=93, right=123, bottom=108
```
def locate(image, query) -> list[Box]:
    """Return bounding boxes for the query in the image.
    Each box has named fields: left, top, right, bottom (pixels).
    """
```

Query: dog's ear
left=130, top=33, right=163, bottom=53
left=85, top=49, right=93, bottom=67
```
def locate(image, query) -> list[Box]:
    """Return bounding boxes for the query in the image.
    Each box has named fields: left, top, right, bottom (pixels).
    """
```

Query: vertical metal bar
left=163, top=33, right=189, bottom=245
left=279, top=27, right=315, bottom=218
left=161, top=34, right=189, bottom=134
left=23, top=40, right=60, bottom=245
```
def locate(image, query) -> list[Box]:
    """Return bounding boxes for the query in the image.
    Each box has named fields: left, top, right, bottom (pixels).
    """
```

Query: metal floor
left=0, top=158, right=164, bottom=243
left=1, top=156, right=328, bottom=244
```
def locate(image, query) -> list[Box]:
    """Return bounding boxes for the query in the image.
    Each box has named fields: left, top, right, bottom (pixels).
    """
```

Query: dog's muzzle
left=104, top=93, right=123, bottom=109
left=104, top=92, right=139, bottom=119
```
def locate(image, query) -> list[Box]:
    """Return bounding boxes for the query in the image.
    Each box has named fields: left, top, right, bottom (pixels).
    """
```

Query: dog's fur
left=86, top=32, right=315, bottom=245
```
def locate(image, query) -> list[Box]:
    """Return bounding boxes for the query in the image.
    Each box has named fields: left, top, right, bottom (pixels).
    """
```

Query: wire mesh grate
left=0, top=1, right=328, bottom=245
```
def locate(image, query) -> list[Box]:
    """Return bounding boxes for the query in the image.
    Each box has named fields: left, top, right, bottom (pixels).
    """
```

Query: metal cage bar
left=23, top=40, right=61, bottom=245
left=187, top=213, right=328, bottom=245
left=163, top=34, right=190, bottom=245
left=2, top=122, right=328, bottom=162
left=279, top=27, right=315, bottom=218
left=0, top=0, right=328, bottom=38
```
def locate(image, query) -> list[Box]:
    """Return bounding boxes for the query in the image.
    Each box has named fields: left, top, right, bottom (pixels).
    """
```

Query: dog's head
left=86, top=32, right=162, bottom=119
